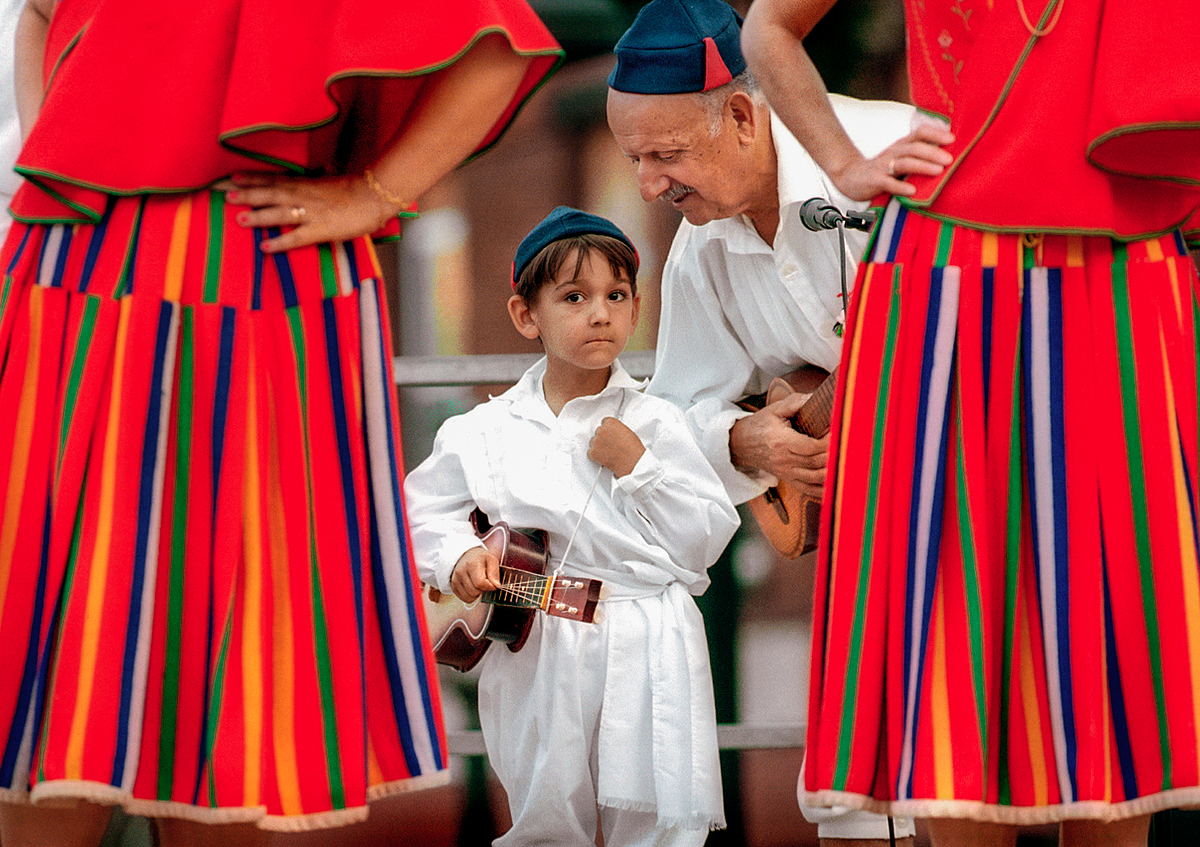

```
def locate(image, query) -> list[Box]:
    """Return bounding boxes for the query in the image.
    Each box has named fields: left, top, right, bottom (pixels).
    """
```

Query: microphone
left=798, top=197, right=878, bottom=232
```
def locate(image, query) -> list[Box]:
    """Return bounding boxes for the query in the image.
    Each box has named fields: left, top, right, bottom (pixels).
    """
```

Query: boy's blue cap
left=607, top=0, right=745, bottom=95
left=512, top=206, right=639, bottom=287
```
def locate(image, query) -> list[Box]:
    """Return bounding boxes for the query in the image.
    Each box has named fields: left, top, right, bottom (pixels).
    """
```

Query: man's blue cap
left=607, top=0, right=745, bottom=95
left=512, top=206, right=639, bottom=287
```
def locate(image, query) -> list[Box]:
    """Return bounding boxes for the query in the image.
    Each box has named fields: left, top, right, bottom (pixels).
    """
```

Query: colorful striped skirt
left=0, top=191, right=447, bottom=829
left=804, top=200, right=1200, bottom=824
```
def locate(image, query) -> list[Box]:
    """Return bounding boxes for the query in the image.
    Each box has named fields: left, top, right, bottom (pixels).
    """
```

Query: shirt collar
left=494, top=356, right=645, bottom=422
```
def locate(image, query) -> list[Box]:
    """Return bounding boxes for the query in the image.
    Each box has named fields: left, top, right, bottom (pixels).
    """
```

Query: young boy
left=404, top=207, right=740, bottom=846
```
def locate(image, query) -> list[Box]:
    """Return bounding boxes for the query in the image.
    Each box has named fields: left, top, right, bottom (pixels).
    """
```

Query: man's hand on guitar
left=450, top=546, right=502, bottom=604
left=730, top=391, right=829, bottom=498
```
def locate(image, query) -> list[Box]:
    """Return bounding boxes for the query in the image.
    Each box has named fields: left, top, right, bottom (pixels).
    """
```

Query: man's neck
left=745, top=206, right=780, bottom=247
left=742, top=119, right=781, bottom=247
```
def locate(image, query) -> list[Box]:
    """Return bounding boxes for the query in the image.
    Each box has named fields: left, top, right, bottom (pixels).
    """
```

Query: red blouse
left=12, top=0, right=563, bottom=223
left=901, top=0, right=1200, bottom=242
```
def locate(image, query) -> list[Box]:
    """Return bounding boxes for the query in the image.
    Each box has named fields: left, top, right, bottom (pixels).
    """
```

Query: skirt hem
left=800, top=787, right=1200, bottom=825
left=0, top=769, right=451, bottom=832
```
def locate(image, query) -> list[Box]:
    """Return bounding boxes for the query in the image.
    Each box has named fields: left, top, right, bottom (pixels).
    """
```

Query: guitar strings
left=487, top=565, right=553, bottom=607
left=548, top=389, right=631, bottom=584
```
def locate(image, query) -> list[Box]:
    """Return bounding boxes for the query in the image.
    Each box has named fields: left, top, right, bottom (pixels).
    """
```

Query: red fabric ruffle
left=1086, top=0, right=1200, bottom=186
left=13, top=0, right=563, bottom=223
left=902, top=0, right=1200, bottom=241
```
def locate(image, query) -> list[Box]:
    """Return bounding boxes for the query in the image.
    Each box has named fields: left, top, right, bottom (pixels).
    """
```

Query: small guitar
left=422, top=510, right=606, bottom=672
left=738, top=367, right=837, bottom=559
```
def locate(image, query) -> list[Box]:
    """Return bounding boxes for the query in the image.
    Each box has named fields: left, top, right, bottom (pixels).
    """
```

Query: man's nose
left=637, top=162, right=669, bottom=202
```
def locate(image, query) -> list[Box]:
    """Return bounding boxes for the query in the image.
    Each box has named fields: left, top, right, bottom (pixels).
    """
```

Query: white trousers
left=481, top=606, right=719, bottom=846
left=493, top=805, right=710, bottom=847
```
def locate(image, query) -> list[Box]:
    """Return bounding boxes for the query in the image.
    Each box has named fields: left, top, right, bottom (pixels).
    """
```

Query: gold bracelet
left=364, top=168, right=406, bottom=208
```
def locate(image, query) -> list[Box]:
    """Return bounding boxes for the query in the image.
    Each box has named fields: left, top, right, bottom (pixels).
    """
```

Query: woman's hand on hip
left=224, top=171, right=399, bottom=253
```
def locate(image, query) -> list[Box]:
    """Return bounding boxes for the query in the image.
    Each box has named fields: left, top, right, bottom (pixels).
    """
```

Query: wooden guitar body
left=739, top=367, right=837, bottom=559
left=423, top=510, right=605, bottom=672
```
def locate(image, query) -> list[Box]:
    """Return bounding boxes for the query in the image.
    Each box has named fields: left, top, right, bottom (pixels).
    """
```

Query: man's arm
left=730, top=392, right=828, bottom=499
left=650, top=231, right=835, bottom=501
left=648, top=238, right=764, bottom=503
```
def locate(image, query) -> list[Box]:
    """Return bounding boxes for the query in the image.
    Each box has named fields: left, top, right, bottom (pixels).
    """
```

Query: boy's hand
left=588, top=416, right=645, bottom=478
left=450, top=546, right=502, bottom=604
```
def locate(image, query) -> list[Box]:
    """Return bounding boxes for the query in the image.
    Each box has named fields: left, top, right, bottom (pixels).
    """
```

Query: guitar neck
left=484, top=566, right=553, bottom=611
left=483, top=565, right=604, bottom=624
left=792, top=369, right=837, bottom=437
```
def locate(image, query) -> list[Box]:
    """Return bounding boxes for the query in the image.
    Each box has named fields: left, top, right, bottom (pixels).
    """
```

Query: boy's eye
left=564, top=292, right=585, bottom=303
left=608, top=290, right=627, bottom=301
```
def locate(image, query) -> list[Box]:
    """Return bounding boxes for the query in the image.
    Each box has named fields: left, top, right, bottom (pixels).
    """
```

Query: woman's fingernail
left=237, top=212, right=249, bottom=225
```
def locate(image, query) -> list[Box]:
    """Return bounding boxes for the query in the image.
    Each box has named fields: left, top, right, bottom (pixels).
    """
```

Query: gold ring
left=888, top=160, right=896, bottom=177
left=291, top=206, right=305, bottom=221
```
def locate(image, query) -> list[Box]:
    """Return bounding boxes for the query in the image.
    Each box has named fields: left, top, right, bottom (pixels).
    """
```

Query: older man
left=607, top=0, right=950, bottom=508
left=605, top=1, right=949, bottom=845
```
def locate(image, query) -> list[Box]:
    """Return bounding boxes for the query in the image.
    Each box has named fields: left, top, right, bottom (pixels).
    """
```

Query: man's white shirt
left=648, top=94, right=915, bottom=504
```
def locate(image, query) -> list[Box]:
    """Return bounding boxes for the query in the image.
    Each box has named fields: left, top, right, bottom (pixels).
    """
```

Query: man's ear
left=727, top=90, right=760, bottom=145
left=508, top=294, right=542, bottom=341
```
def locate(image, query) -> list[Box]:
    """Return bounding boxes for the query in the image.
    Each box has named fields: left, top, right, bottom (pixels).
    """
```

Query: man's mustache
left=661, top=182, right=695, bottom=202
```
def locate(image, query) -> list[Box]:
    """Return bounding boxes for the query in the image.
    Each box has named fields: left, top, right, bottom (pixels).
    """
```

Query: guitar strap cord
left=551, top=388, right=631, bottom=583
left=834, top=220, right=851, bottom=338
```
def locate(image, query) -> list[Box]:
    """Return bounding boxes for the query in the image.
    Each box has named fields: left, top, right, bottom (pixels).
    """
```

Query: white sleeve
left=402, top=418, right=488, bottom=594
left=647, top=234, right=772, bottom=505
left=611, top=400, right=741, bottom=578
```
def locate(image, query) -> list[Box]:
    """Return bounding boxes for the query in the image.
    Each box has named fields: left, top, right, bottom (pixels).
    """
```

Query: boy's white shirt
left=404, top=356, right=739, bottom=831
left=405, top=356, right=739, bottom=597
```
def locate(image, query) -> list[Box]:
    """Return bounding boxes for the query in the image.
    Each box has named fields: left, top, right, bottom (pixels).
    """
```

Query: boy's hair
left=513, top=233, right=639, bottom=303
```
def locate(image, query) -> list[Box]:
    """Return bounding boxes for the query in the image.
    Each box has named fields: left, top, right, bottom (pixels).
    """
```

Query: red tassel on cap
left=702, top=36, right=733, bottom=91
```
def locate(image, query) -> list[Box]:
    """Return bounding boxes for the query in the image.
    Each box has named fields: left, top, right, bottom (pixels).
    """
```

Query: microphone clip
left=798, top=197, right=877, bottom=233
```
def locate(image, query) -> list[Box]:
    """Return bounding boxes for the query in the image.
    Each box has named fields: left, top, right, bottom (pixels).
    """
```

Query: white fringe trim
left=800, top=785, right=1200, bottom=826
left=0, top=769, right=452, bottom=832
left=597, top=796, right=726, bottom=832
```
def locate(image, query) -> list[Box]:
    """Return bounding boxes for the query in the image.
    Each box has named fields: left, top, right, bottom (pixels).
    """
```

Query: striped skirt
left=0, top=191, right=447, bottom=829
left=804, top=200, right=1200, bottom=824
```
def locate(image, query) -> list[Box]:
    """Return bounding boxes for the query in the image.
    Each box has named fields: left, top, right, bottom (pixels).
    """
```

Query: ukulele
left=738, top=367, right=837, bottom=559
left=422, top=509, right=606, bottom=672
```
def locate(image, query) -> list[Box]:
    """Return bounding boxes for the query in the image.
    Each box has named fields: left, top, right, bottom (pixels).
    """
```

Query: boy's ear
left=630, top=291, right=641, bottom=329
left=507, top=294, right=541, bottom=341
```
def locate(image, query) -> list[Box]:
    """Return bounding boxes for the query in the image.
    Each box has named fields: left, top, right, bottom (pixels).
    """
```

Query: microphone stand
left=798, top=198, right=877, bottom=337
